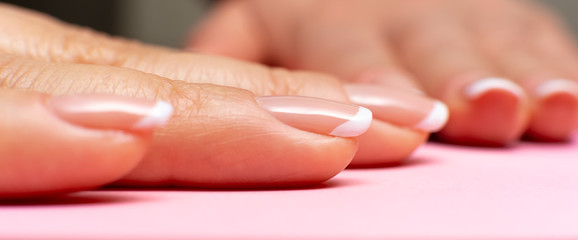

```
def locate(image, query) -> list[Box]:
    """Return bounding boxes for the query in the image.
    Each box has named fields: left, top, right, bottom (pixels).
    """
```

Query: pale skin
left=1, top=0, right=577, bottom=198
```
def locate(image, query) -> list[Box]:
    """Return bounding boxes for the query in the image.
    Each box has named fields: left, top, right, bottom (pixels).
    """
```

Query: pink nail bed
left=47, top=95, right=173, bottom=131
left=345, top=84, right=448, bottom=132
left=256, top=96, right=372, bottom=137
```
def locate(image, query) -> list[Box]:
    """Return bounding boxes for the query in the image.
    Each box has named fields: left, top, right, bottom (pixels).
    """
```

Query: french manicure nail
left=256, top=96, right=372, bottom=137
left=344, top=84, right=448, bottom=132
left=47, top=95, right=174, bottom=131
left=535, top=79, right=578, bottom=99
left=528, top=79, right=578, bottom=140
left=465, top=77, right=525, bottom=99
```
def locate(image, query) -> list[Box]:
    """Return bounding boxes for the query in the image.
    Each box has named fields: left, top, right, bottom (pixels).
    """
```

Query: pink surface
left=1, top=139, right=577, bottom=240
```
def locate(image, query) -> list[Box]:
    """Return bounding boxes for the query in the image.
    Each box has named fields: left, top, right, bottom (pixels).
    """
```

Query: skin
left=0, top=89, right=152, bottom=198
left=189, top=0, right=578, bottom=145
left=4, top=0, right=578, bottom=198
left=0, top=3, right=426, bottom=198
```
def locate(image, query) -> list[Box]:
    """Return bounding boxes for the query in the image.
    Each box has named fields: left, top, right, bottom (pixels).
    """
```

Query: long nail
left=46, top=95, right=174, bottom=131
left=465, top=77, right=525, bottom=99
left=344, top=84, right=448, bottom=132
left=256, top=96, right=372, bottom=137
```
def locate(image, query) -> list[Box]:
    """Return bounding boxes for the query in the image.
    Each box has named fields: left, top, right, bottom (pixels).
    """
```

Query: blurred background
left=2, top=0, right=578, bottom=48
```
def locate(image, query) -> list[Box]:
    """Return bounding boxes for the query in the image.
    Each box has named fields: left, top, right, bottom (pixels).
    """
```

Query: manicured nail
left=526, top=79, right=578, bottom=140
left=534, top=79, right=578, bottom=99
left=345, top=84, right=448, bottom=132
left=46, top=95, right=174, bottom=131
left=465, top=77, right=525, bottom=99
left=256, top=96, right=372, bottom=137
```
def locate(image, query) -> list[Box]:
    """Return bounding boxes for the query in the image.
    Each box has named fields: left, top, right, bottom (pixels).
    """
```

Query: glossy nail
left=465, top=77, right=525, bottom=99
left=47, top=95, right=174, bottom=131
left=256, top=96, right=372, bottom=137
left=345, top=84, right=448, bottom=132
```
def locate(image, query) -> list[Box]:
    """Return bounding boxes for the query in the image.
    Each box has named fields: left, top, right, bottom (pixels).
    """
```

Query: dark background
left=0, top=0, right=211, bottom=48
left=1, top=0, right=577, bottom=48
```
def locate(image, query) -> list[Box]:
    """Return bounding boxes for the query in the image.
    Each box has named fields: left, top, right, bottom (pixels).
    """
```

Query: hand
left=189, top=0, right=578, bottom=146
left=0, top=3, right=439, bottom=197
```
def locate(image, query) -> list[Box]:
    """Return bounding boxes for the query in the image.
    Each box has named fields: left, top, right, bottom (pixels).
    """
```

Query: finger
left=344, top=83, right=448, bottom=166
left=474, top=8, right=578, bottom=141
left=185, top=0, right=269, bottom=62
left=0, top=89, right=172, bottom=198
left=292, top=19, right=422, bottom=92
left=523, top=14, right=578, bottom=140
left=0, top=3, right=434, bottom=166
left=0, top=3, right=341, bottom=100
left=122, top=49, right=435, bottom=165
left=276, top=20, right=449, bottom=164
left=392, top=11, right=530, bottom=146
left=0, top=55, right=367, bottom=187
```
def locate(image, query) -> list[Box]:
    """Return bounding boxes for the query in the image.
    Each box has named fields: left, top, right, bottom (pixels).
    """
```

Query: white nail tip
left=465, top=78, right=525, bottom=99
left=330, top=106, right=373, bottom=137
left=133, top=100, right=174, bottom=129
left=414, top=101, right=449, bottom=132
left=535, top=79, right=578, bottom=98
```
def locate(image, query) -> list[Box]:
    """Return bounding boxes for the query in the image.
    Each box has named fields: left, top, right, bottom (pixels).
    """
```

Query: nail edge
left=465, top=77, right=525, bottom=99
left=414, top=101, right=449, bottom=132
left=329, top=106, right=373, bottom=137
left=132, top=100, right=174, bottom=129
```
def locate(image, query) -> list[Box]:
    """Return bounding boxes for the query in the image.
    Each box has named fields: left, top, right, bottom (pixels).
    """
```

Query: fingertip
left=436, top=78, right=530, bottom=146
left=344, top=83, right=448, bottom=132
left=349, top=119, right=430, bottom=167
left=0, top=91, right=166, bottom=198
left=329, top=106, right=373, bottom=137
left=120, top=87, right=360, bottom=189
left=414, top=100, right=449, bottom=132
left=526, top=82, right=578, bottom=141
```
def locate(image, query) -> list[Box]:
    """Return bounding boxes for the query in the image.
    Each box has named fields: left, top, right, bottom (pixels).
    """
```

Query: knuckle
left=266, top=67, right=305, bottom=96
left=166, top=80, right=257, bottom=120
left=55, top=27, right=134, bottom=66
left=0, top=55, right=45, bottom=90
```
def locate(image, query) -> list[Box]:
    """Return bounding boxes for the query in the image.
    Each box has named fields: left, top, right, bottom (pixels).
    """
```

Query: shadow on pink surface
left=0, top=192, right=155, bottom=206
left=0, top=136, right=576, bottom=239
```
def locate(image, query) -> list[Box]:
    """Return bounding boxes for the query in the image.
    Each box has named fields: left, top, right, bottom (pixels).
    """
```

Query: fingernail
left=344, top=84, right=448, bottom=132
left=46, top=95, right=174, bottom=131
left=534, top=79, right=578, bottom=99
left=465, top=77, right=525, bottom=99
left=256, top=96, right=372, bottom=137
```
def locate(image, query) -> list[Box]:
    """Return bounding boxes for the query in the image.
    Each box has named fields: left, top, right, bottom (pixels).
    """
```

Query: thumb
left=0, top=89, right=172, bottom=198
left=186, top=0, right=269, bottom=62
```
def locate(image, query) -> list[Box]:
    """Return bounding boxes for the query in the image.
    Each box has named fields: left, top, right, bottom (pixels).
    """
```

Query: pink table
left=1, top=138, right=577, bottom=240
